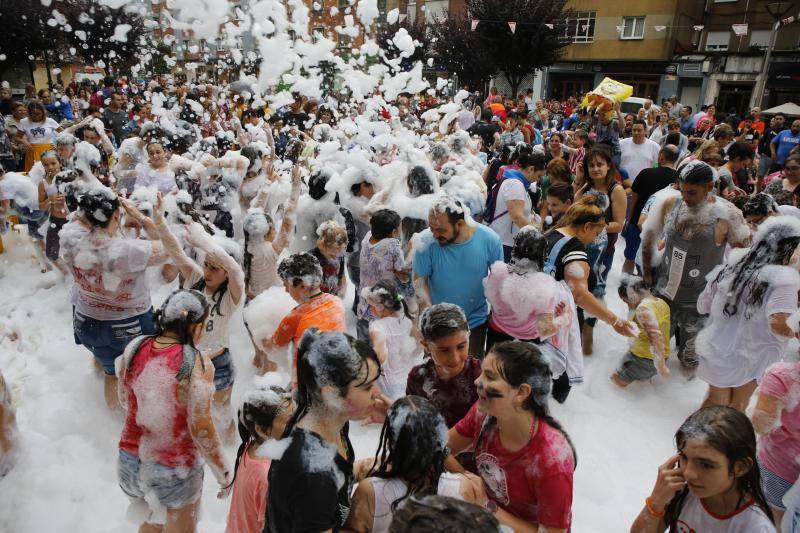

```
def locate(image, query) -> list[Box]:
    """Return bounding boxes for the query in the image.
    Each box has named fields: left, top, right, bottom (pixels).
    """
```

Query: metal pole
left=752, top=19, right=779, bottom=109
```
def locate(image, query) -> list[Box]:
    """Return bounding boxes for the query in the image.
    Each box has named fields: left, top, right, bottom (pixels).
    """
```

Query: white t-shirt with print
left=183, top=269, right=240, bottom=357
left=18, top=118, right=60, bottom=146
left=489, top=177, right=531, bottom=246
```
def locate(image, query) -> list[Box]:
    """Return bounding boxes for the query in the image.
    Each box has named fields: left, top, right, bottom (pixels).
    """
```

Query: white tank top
left=369, top=473, right=462, bottom=533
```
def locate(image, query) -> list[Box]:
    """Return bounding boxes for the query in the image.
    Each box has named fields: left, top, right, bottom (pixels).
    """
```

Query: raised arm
left=184, top=223, right=244, bottom=306
left=152, top=195, right=203, bottom=280
left=272, top=164, right=302, bottom=255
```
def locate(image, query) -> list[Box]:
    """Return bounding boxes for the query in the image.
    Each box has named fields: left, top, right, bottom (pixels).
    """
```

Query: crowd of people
left=0, top=73, right=799, bottom=533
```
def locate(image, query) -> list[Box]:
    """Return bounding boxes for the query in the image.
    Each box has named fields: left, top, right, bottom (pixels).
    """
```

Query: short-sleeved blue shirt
left=773, top=129, right=800, bottom=165
left=413, top=224, right=503, bottom=328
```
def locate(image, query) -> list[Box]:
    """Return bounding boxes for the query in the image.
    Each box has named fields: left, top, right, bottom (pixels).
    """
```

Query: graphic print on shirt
left=676, top=520, right=696, bottom=533
left=476, top=452, right=510, bottom=505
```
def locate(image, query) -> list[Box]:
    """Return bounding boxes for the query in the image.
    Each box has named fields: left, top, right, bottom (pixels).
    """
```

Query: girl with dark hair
left=152, top=194, right=244, bottom=442
left=266, top=330, right=381, bottom=533
left=631, top=406, right=774, bottom=531
left=695, top=216, right=800, bottom=412
left=345, top=396, right=482, bottom=532
left=16, top=100, right=62, bottom=172
left=574, top=146, right=627, bottom=354
left=544, top=132, right=572, bottom=165
left=225, top=386, right=295, bottom=533
left=117, top=289, right=232, bottom=533
left=362, top=279, right=422, bottom=400
left=61, top=187, right=166, bottom=410
left=484, top=226, right=581, bottom=402
left=447, top=341, right=576, bottom=532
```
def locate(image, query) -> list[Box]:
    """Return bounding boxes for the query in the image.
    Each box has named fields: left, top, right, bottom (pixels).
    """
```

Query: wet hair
left=361, top=279, right=412, bottom=320
left=407, top=165, right=436, bottom=197
left=228, top=385, right=292, bottom=490
left=430, top=143, right=450, bottom=163
left=726, top=141, right=754, bottom=162
left=517, top=151, right=546, bottom=171
left=713, top=217, right=800, bottom=319
left=55, top=132, right=78, bottom=148
left=418, top=303, right=468, bottom=341
left=308, top=169, right=333, bottom=200
left=582, top=146, right=618, bottom=190
left=369, top=396, right=449, bottom=511
left=153, top=289, right=210, bottom=346
left=548, top=182, right=574, bottom=204
left=240, top=144, right=268, bottom=174
left=40, top=150, right=59, bottom=162
left=617, top=274, right=650, bottom=302
left=546, top=158, right=571, bottom=184
left=388, top=495, right=502, bottom=533
left=284, top=330, right=380, bottom=436
left=78, top=186, right=119, bottom=228
left=742, top=193, right=777, bottom=219
left=481, top=341, right=576, bottom=462
left=316, top=219, right=348, bottom=248
left=370, top=209, right=401, bottom=240
left=550, top=193, right=606, bottom=231
left=682, top=158, right=718, bottom=185
left=510, top=142, right=533, bottom=164
left=509, top=226, right=548, bottom=273
left=665, top=406, right=773, bottom=529
left=277, top=252, right=322, bottom=288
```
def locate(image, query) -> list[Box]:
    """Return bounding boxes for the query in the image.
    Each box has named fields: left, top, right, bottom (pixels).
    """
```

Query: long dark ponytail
left=226, top=386, right=292, bottom=490
left=369, top=396, right=449, bottom=510
left=361, top=279, right=412, bottom=320
left=664, top=406, right=773, bottom=530
left=479, top=341, right=577, bottom=465
left=281, top=329, right=381, bottom=438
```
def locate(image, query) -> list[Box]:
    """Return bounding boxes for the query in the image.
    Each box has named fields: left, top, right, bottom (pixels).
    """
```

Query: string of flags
left=465, top=12, right=799, bottom=35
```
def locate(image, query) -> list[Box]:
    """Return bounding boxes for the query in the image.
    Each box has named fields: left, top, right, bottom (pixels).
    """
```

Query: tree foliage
left=430, top=0, right=571, bottom=95
left=0, top=0, right=145, bottom=83
left=375, top=19, right=427, bottom=72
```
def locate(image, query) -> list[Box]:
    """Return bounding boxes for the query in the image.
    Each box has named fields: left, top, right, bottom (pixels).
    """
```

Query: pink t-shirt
left=455, top=403, right=574, bottom=529
left=757, top=362, right=800, bottom=482
left=484, top=262, right=559, bottom=340
left=226, top=444, right=271, bottom=533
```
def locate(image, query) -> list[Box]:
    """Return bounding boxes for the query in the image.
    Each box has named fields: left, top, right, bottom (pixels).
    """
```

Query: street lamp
left=752, top=1, right=794, bottom=108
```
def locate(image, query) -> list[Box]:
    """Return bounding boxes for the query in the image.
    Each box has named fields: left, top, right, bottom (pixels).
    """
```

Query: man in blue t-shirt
left=413, top=196, right=503, bottom=359
left=771, top=119, right=800, bottom=167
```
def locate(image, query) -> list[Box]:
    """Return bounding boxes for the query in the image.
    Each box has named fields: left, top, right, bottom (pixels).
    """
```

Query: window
left=312, top=27, right=325, bottom=43
left=338, top=33, right=352, bottom=49
left=705, top=30, right=730, bottom=51
left=620, top=16, right=645, bottom=40
left=338, top=0, right=350, bottom=8
left=749, top=29, right=772, bottom=49
left=312, top=1, right=322, bottom=12
left=565, top=11, right=596, bottom=43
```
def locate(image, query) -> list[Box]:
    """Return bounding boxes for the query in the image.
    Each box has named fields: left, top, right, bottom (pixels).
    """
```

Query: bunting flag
left=471, top=19, right=479, bottom=31
left=693, top=25, right=704, bottom=31
left=654, top=25, right=667, bottom=31
left=399, top=13, right=407, bottom=22
left=732, top=23, right=748, bottom=36
left=508, top=21, right=517, bottom=33
left=545, top=23, right=554, bottom=29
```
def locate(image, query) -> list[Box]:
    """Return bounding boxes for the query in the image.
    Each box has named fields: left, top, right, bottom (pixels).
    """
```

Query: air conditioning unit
left=702, top=60, right=711, bottom=73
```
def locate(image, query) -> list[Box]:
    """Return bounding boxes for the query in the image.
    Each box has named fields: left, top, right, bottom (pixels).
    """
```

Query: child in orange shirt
left=261, top=253, right=346, bottom=381
left=225, top=385, right=295, bottom=533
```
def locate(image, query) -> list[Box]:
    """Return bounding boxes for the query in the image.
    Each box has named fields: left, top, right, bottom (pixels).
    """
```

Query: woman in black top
left=266, top=330, right=381, bottom=533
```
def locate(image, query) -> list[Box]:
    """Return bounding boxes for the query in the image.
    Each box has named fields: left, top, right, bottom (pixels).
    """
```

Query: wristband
left=484, top=500, right=498, bottom=514
left=645, top=497, right=665, bottom=518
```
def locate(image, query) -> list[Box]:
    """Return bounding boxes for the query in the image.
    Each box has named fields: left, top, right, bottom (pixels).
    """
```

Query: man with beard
left=413, top=195, right=503, bottom=359
left=641, top=161, right=750, bottom=376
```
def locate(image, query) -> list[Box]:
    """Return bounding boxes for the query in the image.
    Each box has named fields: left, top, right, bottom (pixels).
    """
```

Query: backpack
left=543, top=235, right=572, bottom=277
left=483, top=169, right=531, bottom=224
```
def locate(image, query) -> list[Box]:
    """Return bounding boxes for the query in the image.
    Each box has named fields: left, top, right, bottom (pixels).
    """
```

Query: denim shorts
left=211, top=349, right=235, bottom=391
left=73, top=309, right=156, bottom=375
left=118, top=449, right=204, bottom=510
left=622, top=223, right=641, bottom=261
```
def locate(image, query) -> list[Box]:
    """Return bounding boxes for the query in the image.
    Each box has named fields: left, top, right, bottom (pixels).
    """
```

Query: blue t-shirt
left=773, top=129, right=800, bottom=165
left=413, top=224, right=503, bottom=328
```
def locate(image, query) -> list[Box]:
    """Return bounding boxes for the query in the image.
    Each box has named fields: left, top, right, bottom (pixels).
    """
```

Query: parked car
left=621, top=97, right=661, bottom=115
